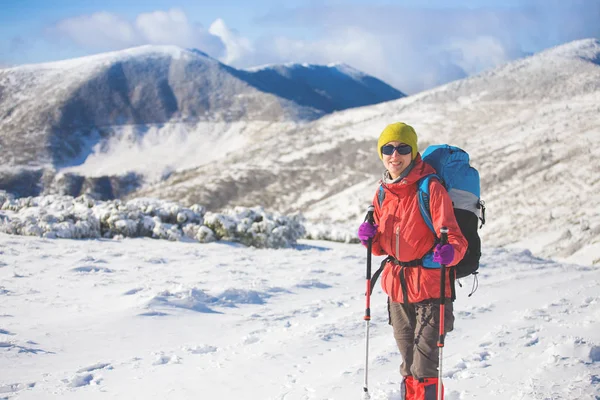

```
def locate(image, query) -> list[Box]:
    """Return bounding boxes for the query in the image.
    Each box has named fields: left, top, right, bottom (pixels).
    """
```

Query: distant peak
left=326, top=63, right=367, bottom=78
left=9, top=45, right=217, bottom=71
left=538, top=38, right=600, bottom=62
left=245, top=61, right=366, bottom=77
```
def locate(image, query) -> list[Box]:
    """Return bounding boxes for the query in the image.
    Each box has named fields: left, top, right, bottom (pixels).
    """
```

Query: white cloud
left=48, top=3, right=600, bottom=94
left=135, top=9, right=194, bottom=46
left=235, top=2, right=600, bottom=93
left=209, top=19, right=253, bottom=65
left=52, top=9, right=225, bottom=58
left=55, top=12, right=139, bottom=49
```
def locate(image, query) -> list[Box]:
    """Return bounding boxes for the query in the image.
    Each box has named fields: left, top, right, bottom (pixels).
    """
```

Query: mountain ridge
left=0, top=45, right=404, bottom=169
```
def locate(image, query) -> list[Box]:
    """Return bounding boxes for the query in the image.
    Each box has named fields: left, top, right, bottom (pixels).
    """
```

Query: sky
left=1, top=0, right=600, bottom=93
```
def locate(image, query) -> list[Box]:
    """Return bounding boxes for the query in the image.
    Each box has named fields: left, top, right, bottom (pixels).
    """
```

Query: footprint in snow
left=0, top=341, right=53, bottom=354
left=145, top=257, right=168, bottom=264
left=64, top=373, right=100, bottom=388
left=60, top=363, right=113, bottom=389
left=77, top=362, right=113, bottom=373
left=0, top=382, right=36, bottom=395
left=456, top=304, right=494, bottom=319
left=520, top=326, right=541, bottom=347
left=580, top=296, right=598, bottom=309
left=78, top=256, right=108, bottom=264
left=123, top=287, right=144, bottom=296
left=523, top=308, right=552, bottom=322
left=445, top=345, right=494, bottom=379
left=185, top=345, right=218, bottom=354
left=152, top=353, right=182, bottom=365
left=295, top=280, right=332, bottom=289
left=242, top=335, right=260, bottom=345
left=71, top=266, right=115, bottom=274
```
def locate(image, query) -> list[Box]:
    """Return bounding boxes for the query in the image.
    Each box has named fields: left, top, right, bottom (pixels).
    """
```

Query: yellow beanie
left=377, top=122, right=418, bottom=160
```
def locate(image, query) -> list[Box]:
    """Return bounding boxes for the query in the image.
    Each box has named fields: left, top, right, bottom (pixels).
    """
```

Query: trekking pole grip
left=440, top=227, right=448, bottom=246
left=365, top=205, right=375, bottom=224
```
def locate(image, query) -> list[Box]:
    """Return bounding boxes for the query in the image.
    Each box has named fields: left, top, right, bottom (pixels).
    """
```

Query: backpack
left=372, top=144, right=485, bottom=291
left=418, top=144, right=485, bottom=279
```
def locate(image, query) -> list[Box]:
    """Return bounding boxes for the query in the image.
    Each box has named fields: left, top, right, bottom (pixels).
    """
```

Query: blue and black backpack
left=419, top=144, right=485, bottom=279
left=376, top=144, right=485, bottom=281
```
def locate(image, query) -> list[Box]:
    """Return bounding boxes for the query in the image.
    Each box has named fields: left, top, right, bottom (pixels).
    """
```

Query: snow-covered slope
left=132, top=38, right=600, bottom=263
left=0, top=233, right=598, bottom=399
left=0, top=45, right=403, bottom=169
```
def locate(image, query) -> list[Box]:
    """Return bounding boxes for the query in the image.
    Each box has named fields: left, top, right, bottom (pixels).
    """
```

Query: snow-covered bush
left=204, top=206, right=305, bottom=248
left=303, top=222, right=360, bottom=244
left=0, top=191, right=304, bottom=248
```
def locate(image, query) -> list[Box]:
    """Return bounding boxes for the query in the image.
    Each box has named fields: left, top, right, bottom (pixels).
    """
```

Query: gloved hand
left=357, top=222, right=378, bottom=245
left=433, top=243, right=454, bottom=265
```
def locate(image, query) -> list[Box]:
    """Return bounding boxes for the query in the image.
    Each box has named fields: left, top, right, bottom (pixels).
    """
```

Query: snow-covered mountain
left=131, top=38, right=600, bottom=264
left=0, top=45, right=404, bottom=169
left=1, top=39, right=599, bottom=263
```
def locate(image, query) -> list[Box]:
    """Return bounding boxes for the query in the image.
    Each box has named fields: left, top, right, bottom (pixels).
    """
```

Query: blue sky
left=1, top=0, right=599, bottom=93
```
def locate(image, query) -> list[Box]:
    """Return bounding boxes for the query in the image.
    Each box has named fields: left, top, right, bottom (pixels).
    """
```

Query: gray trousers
left=389, top=300, right=454, bottom=379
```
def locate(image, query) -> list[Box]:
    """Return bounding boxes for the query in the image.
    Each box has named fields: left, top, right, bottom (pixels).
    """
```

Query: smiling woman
left=357, top=121, right=468, bottom=399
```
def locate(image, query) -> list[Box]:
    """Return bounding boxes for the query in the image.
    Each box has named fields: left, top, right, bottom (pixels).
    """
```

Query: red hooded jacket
left=371, top=155, right=468, bottom=303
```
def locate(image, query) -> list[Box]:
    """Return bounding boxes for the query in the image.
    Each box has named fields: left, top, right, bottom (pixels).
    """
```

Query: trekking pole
left=437, top=227, right=448, bottom=400
left=362, top=205, right=375, bottom=400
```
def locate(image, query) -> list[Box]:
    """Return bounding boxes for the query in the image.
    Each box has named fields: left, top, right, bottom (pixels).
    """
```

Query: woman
left=358, top=122, right=467, bottom=400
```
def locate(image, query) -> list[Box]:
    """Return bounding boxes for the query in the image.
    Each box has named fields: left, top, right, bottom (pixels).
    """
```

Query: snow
left=6, top=45, right=208, bottom=72
left=61, top=121, right=296, bottom=180
left=0, top=233, right=599, bottom=399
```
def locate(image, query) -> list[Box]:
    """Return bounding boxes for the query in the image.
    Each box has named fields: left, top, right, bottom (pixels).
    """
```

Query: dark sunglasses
left=381, top=144, right=412, bottom=156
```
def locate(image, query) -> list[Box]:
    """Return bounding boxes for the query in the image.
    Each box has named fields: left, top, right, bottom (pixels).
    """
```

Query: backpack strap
left=377, top=185, right=385, bottom=207
left=416, top=174, right=439, bottom=235
left=419, top=174, right=459, bottom=299
left=369, top=256, right=392, bottom=295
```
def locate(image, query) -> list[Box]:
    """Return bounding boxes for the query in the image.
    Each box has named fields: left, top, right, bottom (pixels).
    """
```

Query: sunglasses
left=381, top=144, right=412, bottom=156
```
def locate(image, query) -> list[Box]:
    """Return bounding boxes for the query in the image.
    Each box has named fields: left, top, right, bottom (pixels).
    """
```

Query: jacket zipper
left=395, top=225, right=400, bottom=260
left=396, top=225, right=409, bottom=303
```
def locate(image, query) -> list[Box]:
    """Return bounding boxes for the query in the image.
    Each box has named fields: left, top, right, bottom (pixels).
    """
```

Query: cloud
left=242, top=2, right=600, bottom=93
left=135, top=9, right=224, bottom=57
left=52, top=8, right=225, bottom=57
left=47, top=3, right=600, bottom=94
left=208, top=19, right=253, bottom=65
left=54, top=12, right=139, bottom=50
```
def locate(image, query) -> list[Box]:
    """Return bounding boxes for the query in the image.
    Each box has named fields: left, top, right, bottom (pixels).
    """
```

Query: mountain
left=0, top=45, right=404, bottom=170
left=244, top=62, right=404, bottom=112
left=129, top=38, right=600, bottom=264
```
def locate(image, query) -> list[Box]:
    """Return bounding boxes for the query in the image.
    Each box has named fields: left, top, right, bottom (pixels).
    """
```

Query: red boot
left=401, top=376, right=416, bottom=400
left=414, top=377, right=443, bottom=400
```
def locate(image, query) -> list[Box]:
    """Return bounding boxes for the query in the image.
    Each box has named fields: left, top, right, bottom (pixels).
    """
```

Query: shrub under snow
left=0, top=191, right=305, bottom=249
left=303, top=222, right=360, bottom=244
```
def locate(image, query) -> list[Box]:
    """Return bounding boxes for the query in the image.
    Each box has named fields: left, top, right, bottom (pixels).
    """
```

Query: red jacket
left=371, top=155, right=468, bottom=303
